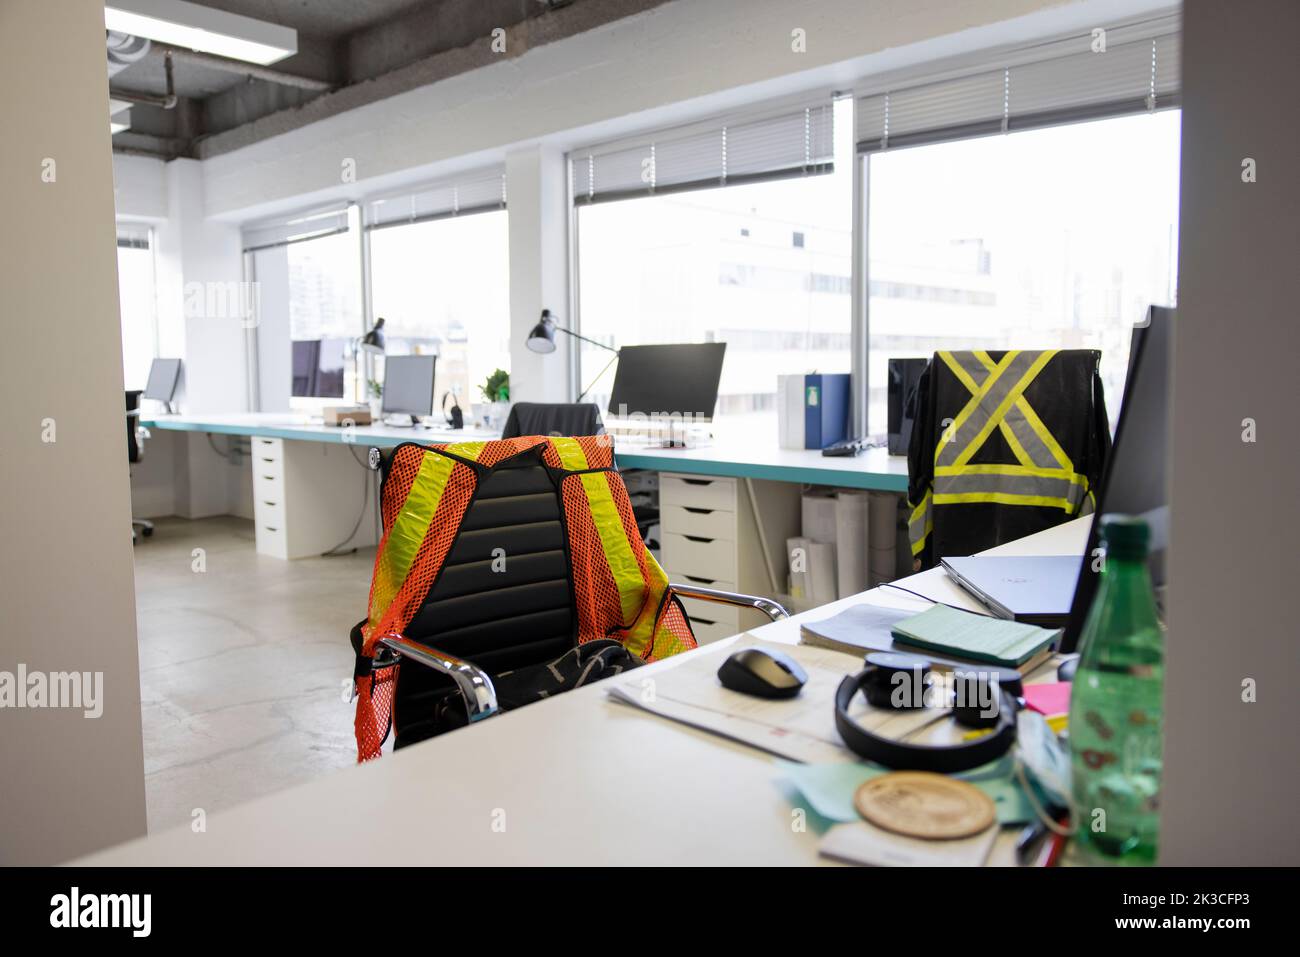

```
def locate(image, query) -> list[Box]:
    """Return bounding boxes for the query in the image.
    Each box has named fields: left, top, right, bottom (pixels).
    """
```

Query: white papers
left=819, top=820, right=998, bottom=867
left=835, top=491, right=871, bottom=598
left=606, top=636, right=951, bottom=764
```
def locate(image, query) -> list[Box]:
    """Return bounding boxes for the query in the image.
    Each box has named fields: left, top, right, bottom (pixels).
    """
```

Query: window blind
left=571, top=99, right=834, bottom=205
left=364, top=168, right=507, bottom=231
left=241, top=204, right=350, bottom=253
left=856, top=17, right=1180, bottom=153
left=116, top=223, right=151, bottom=250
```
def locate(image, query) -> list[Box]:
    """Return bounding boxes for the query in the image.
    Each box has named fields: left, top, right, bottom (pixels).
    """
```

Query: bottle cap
left=1100, top=514, right=1150, bottom=558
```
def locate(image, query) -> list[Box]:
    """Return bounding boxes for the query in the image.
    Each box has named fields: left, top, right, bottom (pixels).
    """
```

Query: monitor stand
left=381, top=414, right=419, bottom=428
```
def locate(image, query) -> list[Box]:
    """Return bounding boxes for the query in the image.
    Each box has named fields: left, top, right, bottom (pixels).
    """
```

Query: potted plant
left=478, top=369, right=510, bottom=429
left=366, top=378, right=383, bottom=419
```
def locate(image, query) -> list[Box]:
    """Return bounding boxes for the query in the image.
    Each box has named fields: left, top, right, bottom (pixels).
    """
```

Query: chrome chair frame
left=372, top=586, right=790, bottom=721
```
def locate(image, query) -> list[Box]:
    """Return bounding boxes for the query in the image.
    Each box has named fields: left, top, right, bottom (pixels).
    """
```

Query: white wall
left=506, top=145, right=573, bottom=402
left=0, top=0, right=148, bottom=864
left=1160, top=0, right=1299, bottom=865
left=112, top=153, right=168, bottom=220
left=199, top=0, right=1173, bottom=223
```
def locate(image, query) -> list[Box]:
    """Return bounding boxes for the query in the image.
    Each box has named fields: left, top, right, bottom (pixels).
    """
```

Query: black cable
left=878, top=580, right=994, bottom=616
left=320, top=446, right=374, bottom=557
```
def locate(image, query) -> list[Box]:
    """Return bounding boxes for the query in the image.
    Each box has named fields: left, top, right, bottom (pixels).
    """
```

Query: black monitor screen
left=143, top=358, right=182, bottom=402
left=1062, top=306, right=1172, bottom=652
left=382, top=355, right=437, bottom=417
left=607, top=343, right=727, bottom=421
left=290, top=339, right=345, bottom=398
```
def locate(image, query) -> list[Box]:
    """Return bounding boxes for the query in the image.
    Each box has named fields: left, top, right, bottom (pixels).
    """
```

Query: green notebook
left=890, top=605, right=1061, bottom=667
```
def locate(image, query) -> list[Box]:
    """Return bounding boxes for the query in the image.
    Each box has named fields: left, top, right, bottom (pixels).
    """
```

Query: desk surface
left=80, top=517, right=1088, bottom=866
left=142, top=413, right=909, bottom=491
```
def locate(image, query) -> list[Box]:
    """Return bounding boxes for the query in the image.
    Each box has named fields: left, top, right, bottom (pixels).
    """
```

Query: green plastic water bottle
left=1068, top=515, right=1164, bottom=865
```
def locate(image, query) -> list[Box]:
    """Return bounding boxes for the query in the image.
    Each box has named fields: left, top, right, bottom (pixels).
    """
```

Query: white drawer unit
left=662, top=531, right=737, bottom=582
left=660, top=474, right=737, bottom=511
left=250, top=437, right=378, bottom=559
left=658, top=472, right=799, bottom=642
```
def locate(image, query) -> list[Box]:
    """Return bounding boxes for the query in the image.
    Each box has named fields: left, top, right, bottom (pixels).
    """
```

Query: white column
left=506, top=145, right=572, bottom=403
left=1, top=0, right=147, bottom=863
left=155, top=158, right=248, bottom=414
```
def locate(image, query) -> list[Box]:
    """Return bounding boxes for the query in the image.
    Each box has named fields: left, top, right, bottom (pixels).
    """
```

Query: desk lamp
left=353, top=317, right=386, bottom=403
left=526, top=309, right=618, bottom=401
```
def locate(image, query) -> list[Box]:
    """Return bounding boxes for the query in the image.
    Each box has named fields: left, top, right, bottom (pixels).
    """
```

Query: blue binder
left=802, top=373, right=851, bottom=449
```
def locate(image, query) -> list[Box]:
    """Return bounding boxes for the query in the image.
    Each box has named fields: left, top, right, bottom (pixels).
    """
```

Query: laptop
left=940, top=555, right=1083, bottom=627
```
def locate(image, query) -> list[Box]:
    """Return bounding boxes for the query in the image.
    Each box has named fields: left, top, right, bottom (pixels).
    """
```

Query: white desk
left=141, top=413, right=909, bottom=492
left=79, top=517, right=1088, bottom=866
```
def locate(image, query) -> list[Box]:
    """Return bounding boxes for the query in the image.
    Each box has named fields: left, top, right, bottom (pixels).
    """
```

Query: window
left=368, top=210, right=510, bottom=407
left=858, top=20, right=1182, bottom=431
left=116, top=225, right=157, bottom=391
left=244, top=207, right=363, bottom=406
left=573, top=97, right=851, bottom=421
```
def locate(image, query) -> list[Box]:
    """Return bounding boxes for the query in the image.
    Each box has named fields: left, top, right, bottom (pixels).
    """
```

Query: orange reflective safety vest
left=353, top=434, right=697, bottom=761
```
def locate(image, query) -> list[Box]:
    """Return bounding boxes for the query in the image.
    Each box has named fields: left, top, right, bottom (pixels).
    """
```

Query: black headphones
left=834, top=652, right=1022, bottom=773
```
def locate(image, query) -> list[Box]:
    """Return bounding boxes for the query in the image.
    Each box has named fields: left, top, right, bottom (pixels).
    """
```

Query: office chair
left=500, top=402, right=603, bottom=439
left=906, top=349, right=1110, bottom=569
left=349, top=435, right=786, bottom=761
left=125, top=390, right=154, bottom=542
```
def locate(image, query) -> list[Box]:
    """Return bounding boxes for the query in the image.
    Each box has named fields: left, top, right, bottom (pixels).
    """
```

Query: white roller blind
left=364, top=167, right=507, bottom=231
left=241, top=204, right=350, bottom=253
left=571, top=99, right=834, bottom=205
left=856, top=17, right=1180, bottom=152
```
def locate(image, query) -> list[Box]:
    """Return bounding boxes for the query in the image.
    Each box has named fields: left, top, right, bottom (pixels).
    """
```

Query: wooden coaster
left=854, top=772, right=996, bottom=840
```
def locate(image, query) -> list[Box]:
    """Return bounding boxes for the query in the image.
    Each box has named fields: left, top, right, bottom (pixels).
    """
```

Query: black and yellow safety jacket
left=907, top=349, right=1110, bottom=569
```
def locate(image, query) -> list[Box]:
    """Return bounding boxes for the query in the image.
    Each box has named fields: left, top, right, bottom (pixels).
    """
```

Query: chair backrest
left=501, top=402, right=603, bottom=439
left=125, top=390, right=143, bottom=463
left=364, top=435, right=696, bottom=752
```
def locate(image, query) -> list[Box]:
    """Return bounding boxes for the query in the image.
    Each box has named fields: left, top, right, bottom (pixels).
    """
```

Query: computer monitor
left=382, top=355, right=437, bottom=425
left=143, top=358, right=181, bottom=411
left=1061, top=306, right=1172, bottom=652
left=291, top=339, right=346, bottom=398
left=607, top=343, right=727, bottom=421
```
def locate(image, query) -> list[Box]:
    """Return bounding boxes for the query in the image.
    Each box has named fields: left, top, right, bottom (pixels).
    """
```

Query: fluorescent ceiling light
left=104, top=0, right=297, bottom=65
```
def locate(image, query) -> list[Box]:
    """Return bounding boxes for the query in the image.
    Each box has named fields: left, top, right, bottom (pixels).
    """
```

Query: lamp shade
left=526, top=310, right=557, bottom=354
left=360, top=317, right=386, bottom=354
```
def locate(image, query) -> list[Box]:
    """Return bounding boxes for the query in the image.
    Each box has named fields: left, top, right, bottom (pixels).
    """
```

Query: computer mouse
left=717, top=647, right=807, bottom=699
left=1057, top=655, right=1080, bottom=682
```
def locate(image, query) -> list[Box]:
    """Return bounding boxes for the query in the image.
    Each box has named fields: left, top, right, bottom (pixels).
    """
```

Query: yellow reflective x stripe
left=368, top=444, right=484, bottom=632
left=936, top=350, right=1018, bottom=465
left=970, top=351, right=1073, bottom=472
left=548, top=437, right=646, bottom=631
left=953, top=350, right=1057, bottom=468
left=944, top=351, right=1035, bottom=469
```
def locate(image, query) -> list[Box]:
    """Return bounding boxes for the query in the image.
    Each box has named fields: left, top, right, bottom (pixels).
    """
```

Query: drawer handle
left=683, top=574, right=717, bottom=585
left=683, top=507, right=713, bottom=515
left=263, top=500, right=277, bottom=507
left=264, top=526, right=278, bottom=532
left=682, top=478, right=713, bottom=486
left=261, top=457, right=275, bottom=463
left=691, top=617, right=718, bottom=626
left=262, top=475, right=275, bottom=481
left=683, top=534, right=714, bottom=544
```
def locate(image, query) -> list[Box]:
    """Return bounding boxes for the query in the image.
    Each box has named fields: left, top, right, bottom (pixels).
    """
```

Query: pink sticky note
left=1024, top=682, right=1072, bottom=716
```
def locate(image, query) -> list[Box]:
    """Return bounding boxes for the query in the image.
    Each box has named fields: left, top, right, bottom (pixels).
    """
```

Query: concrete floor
left=133, top=516, right=373, bottom=832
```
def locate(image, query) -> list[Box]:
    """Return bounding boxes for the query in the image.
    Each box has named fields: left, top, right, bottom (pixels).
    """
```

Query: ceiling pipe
left=157, top=44, right=333, bottom=92
left=110, top=50, right=177, bottom=109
